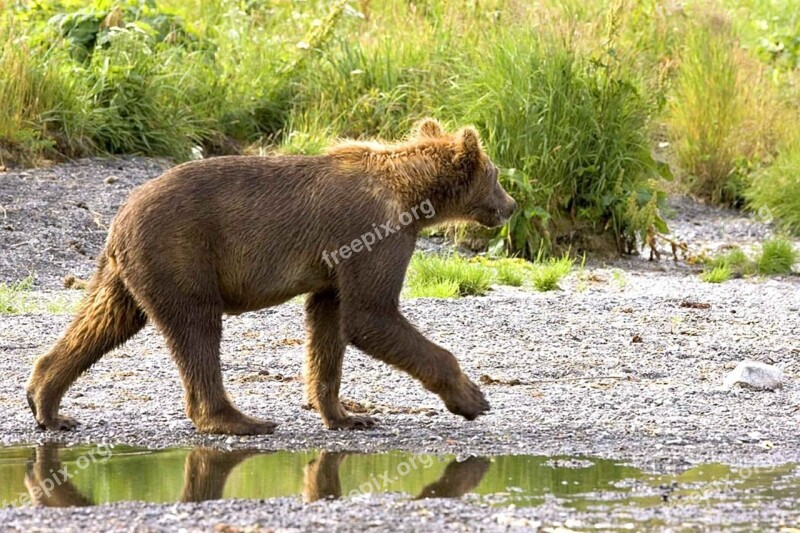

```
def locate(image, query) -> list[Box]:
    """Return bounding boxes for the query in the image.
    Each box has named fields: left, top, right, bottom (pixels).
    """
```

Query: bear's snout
left=494, top=192, right=517, bottom=225
left=503, top=197, right=517, bottom=219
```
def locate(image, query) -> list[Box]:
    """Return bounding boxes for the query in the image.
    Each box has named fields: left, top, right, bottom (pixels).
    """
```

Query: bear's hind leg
left=27, top=261, right=146, bottom=430
left=144, top=295, right=276, bottom=435
left=304, top=290, right=377, bottom=430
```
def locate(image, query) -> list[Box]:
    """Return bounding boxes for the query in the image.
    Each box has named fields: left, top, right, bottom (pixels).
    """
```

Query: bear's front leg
left=337, top=254, right=489, bottom=419
left=343, top=306, right=490, bottom=420
left=304, top=290, right=378, bottom=430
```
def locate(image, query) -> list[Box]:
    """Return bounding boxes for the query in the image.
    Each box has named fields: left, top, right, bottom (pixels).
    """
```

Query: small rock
left=104, top=175, right=119, bottom=184
left=721, top=360, right=787, bottom=391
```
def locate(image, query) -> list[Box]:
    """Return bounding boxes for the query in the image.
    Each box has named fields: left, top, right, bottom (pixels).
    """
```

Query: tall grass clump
left=456, top=22, right=668, bottom=259
left=283, top=0, right=468, bottom=144
left=493, top=260, right=527, bottom=287
left=755, top=237, right=798, bottom=275
left=0, top=15, right=66, bottom=162
left=667, top=7, right=781, bottom=205
left=290, top=37, right=445, bottom=142
left=0, top=0, right=352, bottom=160
left=72, top=27, right=211, bottom=158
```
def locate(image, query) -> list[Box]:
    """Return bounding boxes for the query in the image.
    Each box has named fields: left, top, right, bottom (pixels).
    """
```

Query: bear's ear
left=413, top=118, right=445, bottom=139
left=453, top=126, right=482, bottom=170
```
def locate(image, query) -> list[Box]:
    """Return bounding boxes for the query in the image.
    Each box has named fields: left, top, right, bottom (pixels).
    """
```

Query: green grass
left=0, top=274, right=82, bottom=314
left=704, top=246, right=755, bottom=278
left=0, top=0, right=671, bottom=258
left=611, top=269, right=628, bottom=289
left=405, top=253, right=574, bottom=298
left=405, top=279, right=461, bottom=299
left=0, top=275, right=34, bottom=314
left=530, top=256, right=574, bottom=292
left=701, top=264, right=732, bottom=283
left=494, top=260, right=527, bottom=287
left=755, top=237, right=798, bottom=275
left=712, top=247, right=750, bottom=269
left=700, top=240, right=798, bottom=279
left=724, top=0, right=800, bottom=70
left=406, top=254, right=493, bottom=298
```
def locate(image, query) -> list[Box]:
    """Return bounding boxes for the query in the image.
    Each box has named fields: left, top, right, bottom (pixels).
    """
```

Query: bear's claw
left=443, top=377, right=491, bottom=420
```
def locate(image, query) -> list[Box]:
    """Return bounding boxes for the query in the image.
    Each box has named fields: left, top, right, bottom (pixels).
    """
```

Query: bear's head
left=413, top=118, right=517, bottom=229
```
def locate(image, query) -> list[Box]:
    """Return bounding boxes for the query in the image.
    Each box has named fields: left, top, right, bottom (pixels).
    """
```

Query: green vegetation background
left=1, top=0, right=799, bottom=257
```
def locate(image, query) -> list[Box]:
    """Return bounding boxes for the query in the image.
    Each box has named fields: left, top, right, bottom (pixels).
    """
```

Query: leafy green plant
left=756, top=237, right=798, bottom=275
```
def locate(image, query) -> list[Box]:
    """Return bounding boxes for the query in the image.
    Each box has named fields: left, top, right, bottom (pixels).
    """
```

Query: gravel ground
left=1, top=158, right=799, bottom=531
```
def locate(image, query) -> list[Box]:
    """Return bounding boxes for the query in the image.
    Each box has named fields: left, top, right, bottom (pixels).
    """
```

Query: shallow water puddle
left=0, top=444, right=797, bottom=509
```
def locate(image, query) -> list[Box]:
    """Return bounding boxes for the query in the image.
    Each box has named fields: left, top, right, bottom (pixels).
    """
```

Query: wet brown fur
left=26, top=119, right=517, bottom=435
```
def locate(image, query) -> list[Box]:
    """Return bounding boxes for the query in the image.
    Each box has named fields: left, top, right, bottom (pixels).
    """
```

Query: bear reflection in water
left=24, top=444, right=489, bottom=507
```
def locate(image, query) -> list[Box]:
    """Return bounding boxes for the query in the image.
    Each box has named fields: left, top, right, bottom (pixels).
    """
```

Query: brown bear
left=26, top=118, right=517, bottom=435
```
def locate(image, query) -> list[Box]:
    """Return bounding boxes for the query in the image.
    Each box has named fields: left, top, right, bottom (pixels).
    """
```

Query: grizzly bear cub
left=27, top=119, right=517, bottom=435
